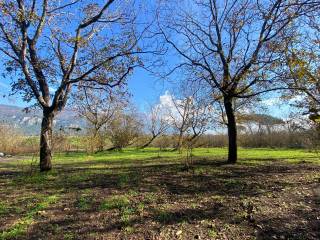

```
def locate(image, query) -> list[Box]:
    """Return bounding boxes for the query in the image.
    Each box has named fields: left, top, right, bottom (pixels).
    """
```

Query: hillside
left=0, top=104, right=85, bottom=135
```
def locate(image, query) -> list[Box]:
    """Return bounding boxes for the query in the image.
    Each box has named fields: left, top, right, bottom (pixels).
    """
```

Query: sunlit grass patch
left=53, top=147, right=320, bottom=167
left=143, top=192, right=159, bottom=204
left=0, top=195, right=59, bottom=239
left=63, top=232, right=75, bottom=240
left=210, top=195, right=225, bottom=203
left=0, top=216, right=34, bottom=240
left=3, top=148, right=319, bottom=173
left=1, top=147, right=319, bottom=239
left=99, top=195, right=131, bottom=211
left=0, top=201, right=9, bottom=215
left=208, top=228, right=218, bottom=239
left=120, top=206, right=136, bottom=226
left=99, top=194, right=137, bottom=228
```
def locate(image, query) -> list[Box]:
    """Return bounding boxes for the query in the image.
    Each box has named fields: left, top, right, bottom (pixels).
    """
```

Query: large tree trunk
left=176, top=131, right=184, bottom=153
left=95, top=131, right=104, bottom=153
left=224, top=97, right=237, bottom=163
left=40, top=109, right=54, bottom=171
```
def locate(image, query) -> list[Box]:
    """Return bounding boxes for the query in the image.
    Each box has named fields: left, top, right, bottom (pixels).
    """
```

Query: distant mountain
left=0, top=104, right=85, bottom=135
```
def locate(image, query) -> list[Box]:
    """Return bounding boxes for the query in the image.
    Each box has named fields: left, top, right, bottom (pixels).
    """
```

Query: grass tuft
left=99, top=195, right=130, bottom=211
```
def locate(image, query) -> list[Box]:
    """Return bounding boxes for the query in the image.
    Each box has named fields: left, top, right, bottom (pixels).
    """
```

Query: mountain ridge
left=0, top=104, right=85, bottom=135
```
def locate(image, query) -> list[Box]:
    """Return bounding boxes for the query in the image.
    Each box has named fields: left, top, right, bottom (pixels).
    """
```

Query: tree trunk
left=224, top=97, right=237, bottom=163
left=140, top=135, right=157, bottom=149
left=176, top=131, right=184, bottom=153
left=40, top=109, right=54, bottom=171
left=96, top=132, right=104, bottom=153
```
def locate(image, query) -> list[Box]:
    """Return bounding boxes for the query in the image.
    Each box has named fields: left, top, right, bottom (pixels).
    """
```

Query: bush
left=0, top=123, right=26, bottom=154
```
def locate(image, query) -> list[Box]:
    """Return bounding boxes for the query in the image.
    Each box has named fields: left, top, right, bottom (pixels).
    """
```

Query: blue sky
left=0, top=0, right=168, bottom=110
left=0, top=0, right=298, bottom=119
left=0, top=66, right=296, bottom=119
left=0, top=66, right=169, bottom=109
left=126, top=68, right=170, bottom=109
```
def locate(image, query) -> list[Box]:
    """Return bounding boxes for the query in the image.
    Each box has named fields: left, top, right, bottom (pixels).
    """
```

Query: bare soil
left=0, top=156, right=319, bottom=240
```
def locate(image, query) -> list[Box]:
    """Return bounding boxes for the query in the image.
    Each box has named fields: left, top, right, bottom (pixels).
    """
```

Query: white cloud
left=49, top=87, right=56, bottom=93
left=159, top=91, right=175, bottom=109
left=156, top=91, right=186, bottom=125
left=261, top=97, right=281, bottom=106
left=157, top=91, right=176, bottom=121
left=261, top=94, right=305, bottom=107
left=157, top=91, right=212, bottom=126
left=289, top=94, right=304, bottom=103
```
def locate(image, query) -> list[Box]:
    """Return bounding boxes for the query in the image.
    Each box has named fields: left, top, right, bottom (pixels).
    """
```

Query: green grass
left=6, top=147, right=319, bottom=168
left=155, top=209, right=173, bottom=223
left=76, top=195, right=92, bottom=210
left=99, top=195, right=136, bottom=228
left=0, top=195, right=59, bottom=239
left=0, top=147, right=319, bottom=239
left=208, top=229, right=218, bottom=239
left=0, top=201, right=9, bottom=215
left=100, top=195, right=131, bottom=211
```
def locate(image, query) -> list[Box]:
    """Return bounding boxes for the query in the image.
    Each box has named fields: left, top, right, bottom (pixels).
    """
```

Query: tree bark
left=140, top=135, right=158, bottom=149
left=40, top=109, right=54, bottom=171
left=174, top=130, right=184, bottom=153
left=96, top=131, right=104, bottom=153
left=224, top=97, right=237, bottom=163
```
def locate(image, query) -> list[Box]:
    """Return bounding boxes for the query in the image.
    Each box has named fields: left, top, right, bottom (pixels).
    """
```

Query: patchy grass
left=0, top=195, right=59, bottom=239
left=0, top=201, right=9, bottom=215
left=75, top=195, right=92, bottom=211
left=0, top=148, right=319, bottom=239
left=99, top=195, right=131, bottom=211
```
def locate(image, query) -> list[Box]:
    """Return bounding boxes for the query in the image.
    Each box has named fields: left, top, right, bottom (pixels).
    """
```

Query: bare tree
left=140, top=103, right=169, bottom=149
left=158, top=0, right=317, bottom=163
left=282, top=11, right=320, bottom=123
left=73, top=87, right=128, bottom=152
left=0, top=1, right=151, bottom=171
left=183, top=94, right=213, bottom=168
left=169, top=96, right=192, bottom=152
left=168, top=84, right=213, bottom=152
left=282, top=11, right=320, bottom=148
left=107, top=108, right=143, bottom=151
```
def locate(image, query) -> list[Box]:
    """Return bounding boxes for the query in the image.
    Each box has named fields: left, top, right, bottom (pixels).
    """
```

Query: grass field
left=0, top=148, right=319, bottom=239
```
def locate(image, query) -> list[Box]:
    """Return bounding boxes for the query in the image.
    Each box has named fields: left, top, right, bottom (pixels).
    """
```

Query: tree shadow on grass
left=27, top=187, right=320, bottom=240
left=2, top=157, right=318, bottom=198
left=1, top=156, right=320, bottom=239
left=255, top=204, right=320, bottom=240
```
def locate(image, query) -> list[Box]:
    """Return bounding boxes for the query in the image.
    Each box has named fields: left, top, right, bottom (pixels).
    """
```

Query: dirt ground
left=0, top=155, right=319, bottom=240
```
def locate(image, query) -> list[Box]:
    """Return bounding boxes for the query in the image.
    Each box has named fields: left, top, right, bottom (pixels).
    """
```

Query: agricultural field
left=0, top=148, right=319, bottom=240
